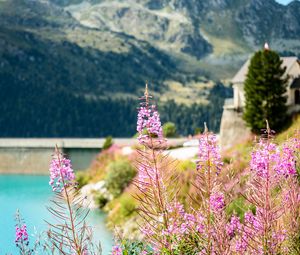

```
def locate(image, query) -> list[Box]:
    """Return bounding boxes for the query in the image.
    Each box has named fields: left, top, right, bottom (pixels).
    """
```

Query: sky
left=276, top=0, right=295, bottom=4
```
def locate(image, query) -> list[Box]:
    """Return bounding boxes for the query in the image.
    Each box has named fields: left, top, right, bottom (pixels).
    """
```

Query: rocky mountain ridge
left=52, top=0, right=300, bottom=60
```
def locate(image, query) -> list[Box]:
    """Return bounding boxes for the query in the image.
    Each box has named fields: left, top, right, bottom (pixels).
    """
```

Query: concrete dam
left=0, top=138, right=136, bottom=174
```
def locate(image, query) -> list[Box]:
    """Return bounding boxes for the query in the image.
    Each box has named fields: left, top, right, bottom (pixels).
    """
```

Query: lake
left=0, top=175, right=113, bottom=254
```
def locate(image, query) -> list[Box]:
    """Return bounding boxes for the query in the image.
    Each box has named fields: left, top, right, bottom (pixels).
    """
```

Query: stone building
left=220, top=55, right=300, bottom=149
left=231, top=56, right=300, bottom=112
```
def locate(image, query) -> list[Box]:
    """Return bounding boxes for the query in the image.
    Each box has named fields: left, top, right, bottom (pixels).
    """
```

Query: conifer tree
left=243, top=47, right=288, bottom=133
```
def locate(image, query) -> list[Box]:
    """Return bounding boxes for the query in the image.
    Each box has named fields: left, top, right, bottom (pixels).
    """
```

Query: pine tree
left=243, top=48, right=288, bottom=133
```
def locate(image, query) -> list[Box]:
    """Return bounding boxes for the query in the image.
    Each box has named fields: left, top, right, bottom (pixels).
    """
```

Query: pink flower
left=162, top=202, right=187, bottom=236
left=226, top=215, right=241, bottom=238
left=275, top=145, right=296, bottom=177
left=197, top=133, right=223, bottom=175
left=137, top=105, right=163, bottom=143
left=195, top=212, right=205, bottom=233
left=49, top=151, right=75, bottom=192
left=137, top=164, right=156, bottom=191
left=15, top=224, right=28, bottom=243
left=112, top=244, right=122, bottom=255
left=83, top=250, right=89, bottom=255
left=251, top=140, right=296, bottom=178
left=209, top=192, right=225, bottom=212
left=235, top=235, right=248, bottom=253
left=290, top=132, right=300, bottom=150
left=166, top=201, right=185, bottom=216
left=250, top=141, right=278, bottom=178
left=244, top=211, right=261, bottom=232
left=141, top=223, right=155, bottom=236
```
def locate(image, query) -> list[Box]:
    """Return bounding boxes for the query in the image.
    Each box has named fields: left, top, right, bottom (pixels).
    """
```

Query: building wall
left=233, top=84, right=239, bottom=108
left=288, top=62, right=300, bottom=80
left=233, top=83, right=245, bottom=108
left=234, top=62, right=300, bottom=107
left=219, top=108, right=251, bottom=149
left=222, top=60, right=300, bottom=149
left=287, top=62, right=300, bottom=105
left=288, top=88, right=295, bottom=106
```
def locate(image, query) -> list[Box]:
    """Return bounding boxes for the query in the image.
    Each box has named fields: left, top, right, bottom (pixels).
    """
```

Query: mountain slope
left=0, top=0, right=184, bottom=96
left=56, top=0, right=300, bottom=60
left=0, top=0, right=300, bottom=137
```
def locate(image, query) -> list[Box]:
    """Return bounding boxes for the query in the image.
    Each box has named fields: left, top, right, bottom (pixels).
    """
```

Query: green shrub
left=103, top=136, right=113, bottom=150
left=290, top=231, right=300, bottom=254
left=76, top=171, right=91, bottom=189
left=162, top=122, right=177, bottom=138
left=121, top=240, right=151, bottom=255
left=194, top=127, right=202, bottom=135
left=95, top=193, right=108, bottom=209
left=223, top=156, right=231, bottom=164
left=105, top=160, right=136, bottom=197
left=178, top=160, right=196, bottom=172
left=120, top=194, right=136, bottom=217
left=226, top=196, right=255, bottom=219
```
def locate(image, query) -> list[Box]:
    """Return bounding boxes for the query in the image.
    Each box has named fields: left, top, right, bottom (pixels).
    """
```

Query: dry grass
left=201, top=29, right=247, bottom=57
left=276, top=114, right=300, bottom=143
left=158, top=80, right=213, bottom=105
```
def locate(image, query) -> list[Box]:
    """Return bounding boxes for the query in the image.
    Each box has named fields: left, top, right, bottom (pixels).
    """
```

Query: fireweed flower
left=137, top=86, right=163, bottom=144
left=250, top=140, right=278, bottom=178
left=235, top=236, right=248, bottom=254
left=226, top=215, right=241, bottom=238
left=226, top=214, right=253, bottom=254
left=197, top=133, right=223, bottom=175
left=15, top=224, right=28, bottom=244
left=195, top=130, right=230, bottom=254
left=275, top=145, right=296, bottom=177
left=162, top=202, right=187, bottom=236
left=111, top=244, right=122, bottom=255
left=241, top=210, right=286, bottom=253
left=141, top=223, right=155, bottom=237
left=244, top=211, right=262, bottom=234
left=245, top=131, right=298, bottom=254
left=137, top=164, right=156, bottom=191
left=290, top=130, right=300, bottom=150
left=182, top=211, right=205, bottom=235
left=209, top=192, right=225, bottom=212
left=49, top=150, right=75, bottom=191
left=135, top=87, right=173, bottom=253
left=137, top=105, right=163, bottom=143
left=195, top=212, right=205, bottom=233
left=251, top=140, right=296, bottom=178
left=166, top=201, right=185, bottom=215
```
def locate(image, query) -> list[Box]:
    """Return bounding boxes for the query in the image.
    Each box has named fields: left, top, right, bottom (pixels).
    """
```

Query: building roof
left=232, top=56, right=299, bottom=84
left=290, top=77, right=300, bottom=89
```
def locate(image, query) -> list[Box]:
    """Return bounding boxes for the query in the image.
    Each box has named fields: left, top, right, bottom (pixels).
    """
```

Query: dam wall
left=0, top=138, right=185, bottom=174
left=0, top=147, right=54, bottom=174
left=0, top=138, right=135, bottom=174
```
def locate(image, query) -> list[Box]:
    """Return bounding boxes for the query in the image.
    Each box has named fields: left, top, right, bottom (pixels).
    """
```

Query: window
left=295, top=90, right=300, bottom=105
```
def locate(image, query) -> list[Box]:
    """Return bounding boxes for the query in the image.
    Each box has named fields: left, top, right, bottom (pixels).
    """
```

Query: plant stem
left=263, top=132, right=271, bottom=255
left=56, top=149, right=81, bottom=254
left=206, top=133, right=212, bottom=255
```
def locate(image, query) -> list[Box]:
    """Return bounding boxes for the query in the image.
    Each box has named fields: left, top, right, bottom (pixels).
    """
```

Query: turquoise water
left=0, top=175, right=113, bottom=254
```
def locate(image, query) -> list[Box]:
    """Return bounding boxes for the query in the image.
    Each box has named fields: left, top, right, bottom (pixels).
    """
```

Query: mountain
left=51, top=0, right=300, bottom=59
left=0, top=0, right=299, bottom=137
